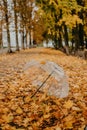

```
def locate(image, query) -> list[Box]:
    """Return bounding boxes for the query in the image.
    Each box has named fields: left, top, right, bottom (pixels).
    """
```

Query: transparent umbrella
left=24, top=60, right=69, bottom=98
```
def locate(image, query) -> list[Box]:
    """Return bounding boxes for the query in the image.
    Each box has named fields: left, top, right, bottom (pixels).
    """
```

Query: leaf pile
left=0, top=48, right=87, bottom=130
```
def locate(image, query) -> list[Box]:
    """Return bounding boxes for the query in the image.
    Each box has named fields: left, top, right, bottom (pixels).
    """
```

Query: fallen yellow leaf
left=2, top=115, right=13, bottom=123
left=64, top=100, right=73, bottom=109
left=16, top=107, right=23, bottom=114
left=24, top=96, right=31, bottom=103
left=64, top=121, right=73, bottom=129
left=55, top=127, right=61, bottom=130
left=43, top=114, right=50, bottom=119
left=40, top=61, right=46, bottom=64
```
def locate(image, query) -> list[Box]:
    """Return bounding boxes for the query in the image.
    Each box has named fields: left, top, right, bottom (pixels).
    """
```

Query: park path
left=0, top=48, right=87, bottom=129
left=0, top=48, right=8, bottom=54
left=0, top=47, right=87, bottom=102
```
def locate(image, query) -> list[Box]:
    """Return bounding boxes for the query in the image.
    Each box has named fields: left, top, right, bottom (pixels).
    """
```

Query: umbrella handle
left=31, top=71, right=54, bottom=98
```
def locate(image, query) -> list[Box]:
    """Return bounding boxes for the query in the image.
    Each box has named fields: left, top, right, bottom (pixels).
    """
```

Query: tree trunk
left=29, top=30, right=32, bottom=48
left=3, top=0, right=12, bottom=53
left=0, top=22, right=3, bottom=48
left=24, top=29, right=28, bottom=49
left=71, top=28, right=75, bottom=52
left=63, top=23, right=69, bottom=55
left=79, top=23, right=84, bottom=49
left=71, top=39, right=74, bottom=51
left=53, top=35, right=59, bottom=49
left=58, top=27, right=62, bottom=48
left=13, top=0, right=19, bottom=51
left=85, top=37, right=87, bottom=49
left=25, top=31, right=28, bottom=48
left=21, top=28, right=25, bottom=49
left=7, top=22, right=11, bottom=53
left=75, top=23, right=79, bottom=51
left=63, top=23, right=69, bottom=46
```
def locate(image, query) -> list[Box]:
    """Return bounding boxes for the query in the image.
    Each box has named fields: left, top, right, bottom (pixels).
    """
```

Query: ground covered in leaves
left=0, top=48, right=87, bottom=130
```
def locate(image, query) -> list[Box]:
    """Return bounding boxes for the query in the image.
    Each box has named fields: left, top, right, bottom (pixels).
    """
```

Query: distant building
left=43, top=40, right=54, bottom=48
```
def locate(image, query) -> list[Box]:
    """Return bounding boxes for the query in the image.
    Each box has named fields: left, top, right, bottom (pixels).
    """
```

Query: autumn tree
left=0, top=20, right=3, bottom=48
left=13, top=0, right=19, bottom=51
left=36, top=0, right=84, bottom=54
left=0, top=1, right=3, bottom=48
left=1, top=0, right=86, bottom=53
left=83, top=0, right=87, bottom=49
left=2, top=0, right=12, bottom=53
left=76, top=0, right=84, bottom=49
left=32, top=10, right=46, bottom=44
left=16, top=0, right=35, bottom=49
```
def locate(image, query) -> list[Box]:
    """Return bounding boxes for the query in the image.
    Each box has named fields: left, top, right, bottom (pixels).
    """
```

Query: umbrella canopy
left=24, top=60, right=69, bottom=98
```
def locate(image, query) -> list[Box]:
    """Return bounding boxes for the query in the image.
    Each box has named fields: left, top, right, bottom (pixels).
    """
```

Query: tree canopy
left=0, top=0, right=87, bottom=53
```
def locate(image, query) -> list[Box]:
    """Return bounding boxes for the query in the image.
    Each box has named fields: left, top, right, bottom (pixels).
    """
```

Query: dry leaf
left=55, top=127, right=61, bottom=130
left=72, top=106, right=82, bottom=112
left=64, top=100, right=73, bottom=109
left=40, top=61, right=46, bottom=64
left=2, top=115, right=13, bottom=123
left=43, top=114, right=50, bottom=119
left=16, top=107, right=23, bottom=114
left=63, top=115, right=74, bottom=122
left=0, top=48, right=87, bottom=129
left=24, top=96, right=31, bottom=103
left=64, top=121, right=73, bottom=129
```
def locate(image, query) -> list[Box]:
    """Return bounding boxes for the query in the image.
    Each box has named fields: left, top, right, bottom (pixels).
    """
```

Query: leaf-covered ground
left=0, top=48, right=87, bottom=130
